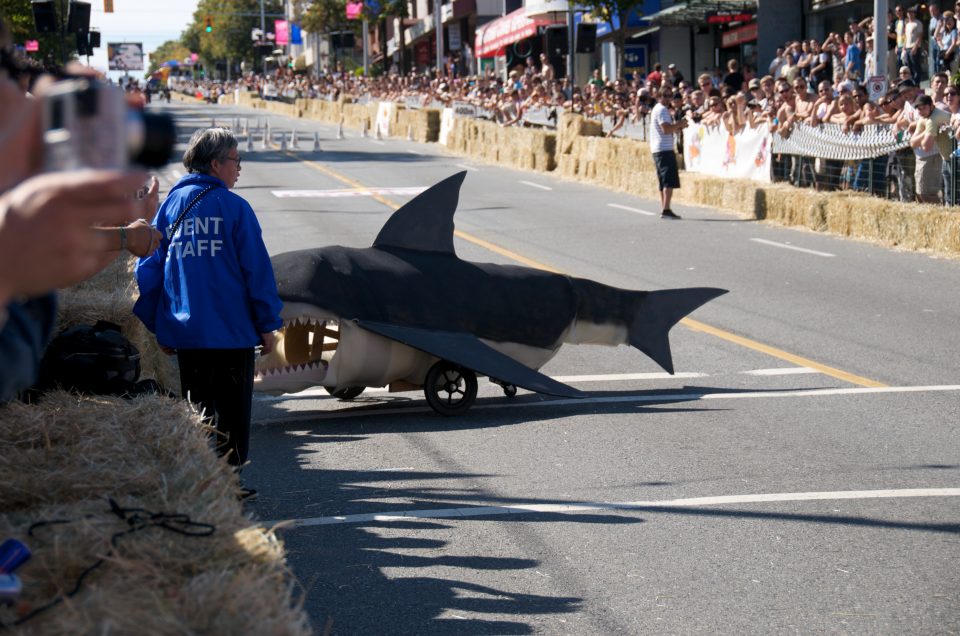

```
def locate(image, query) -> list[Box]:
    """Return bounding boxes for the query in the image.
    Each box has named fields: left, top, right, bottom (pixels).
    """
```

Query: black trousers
left=177, top=348, right=255, bottom=467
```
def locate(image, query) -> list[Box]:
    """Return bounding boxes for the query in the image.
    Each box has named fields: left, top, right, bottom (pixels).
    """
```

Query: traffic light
left=204, top=16, right=213, bottom=33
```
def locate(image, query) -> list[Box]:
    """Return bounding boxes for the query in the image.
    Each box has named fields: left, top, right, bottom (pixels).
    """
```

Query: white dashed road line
left=519, top=180, right=552, bottom=191
left=271, top=187, right=426, bottom=198
left=744, top=367, right=818, bottom=376
left=455, top=163, right=479, bottom=171
left=750, top=238, right=836, bottom=258
left=607, top=203, right=656, bottom=217
left=260, top=487, right=960, bottom=528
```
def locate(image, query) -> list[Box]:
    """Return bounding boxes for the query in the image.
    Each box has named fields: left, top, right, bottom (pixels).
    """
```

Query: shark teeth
left=254, top=359, right=327, bottom=379
left=282, top=316, right=336, bottom=329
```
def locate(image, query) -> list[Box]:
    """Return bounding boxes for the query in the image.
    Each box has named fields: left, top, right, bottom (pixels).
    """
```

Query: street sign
left=867, top=75, right=887, bottom=102
left=706, top=11, right=753, bottom=24
left=624, top=44, right=647, bottom=73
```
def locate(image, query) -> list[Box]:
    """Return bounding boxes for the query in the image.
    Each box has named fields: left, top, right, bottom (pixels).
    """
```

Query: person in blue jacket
left=134, top=128, right=281, bottom=478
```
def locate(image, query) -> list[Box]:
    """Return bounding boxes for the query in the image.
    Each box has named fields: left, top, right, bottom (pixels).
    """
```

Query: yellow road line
left=681, top=319, right=887, bottom=387
left=287, top=153, right=887, bottom=388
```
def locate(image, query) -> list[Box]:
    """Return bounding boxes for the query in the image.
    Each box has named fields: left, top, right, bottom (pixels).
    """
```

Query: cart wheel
left=502, top=383, right=517, bottom=398
left=424, top=361, right=478, bottom=416
left=325, top=386, right=365, bottom=400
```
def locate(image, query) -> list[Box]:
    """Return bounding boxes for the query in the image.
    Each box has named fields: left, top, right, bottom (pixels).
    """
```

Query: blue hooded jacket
left=134, top=173, right=282, bottom=349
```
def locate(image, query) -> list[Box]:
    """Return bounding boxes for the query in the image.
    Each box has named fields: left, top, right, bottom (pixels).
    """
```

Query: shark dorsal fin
left=373, top=171, right=466, bottom=254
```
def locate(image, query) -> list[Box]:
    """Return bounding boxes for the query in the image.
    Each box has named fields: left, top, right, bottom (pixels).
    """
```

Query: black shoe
left=660, top=209, right=682, bottom=220
left=238, top=487, right=258, bottom=502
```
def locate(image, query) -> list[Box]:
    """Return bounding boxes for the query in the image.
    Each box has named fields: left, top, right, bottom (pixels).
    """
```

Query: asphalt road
left=152, top=99, right=959, bottom=634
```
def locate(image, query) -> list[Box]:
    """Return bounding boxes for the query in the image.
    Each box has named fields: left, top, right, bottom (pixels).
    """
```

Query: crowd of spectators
left=167, top=3, right=960, bottom=203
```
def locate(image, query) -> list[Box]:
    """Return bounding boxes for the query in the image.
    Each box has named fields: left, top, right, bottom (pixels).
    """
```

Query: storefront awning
left=474, top=8, right=565, bottom=58
left=646, top=0, right=757, bottom=27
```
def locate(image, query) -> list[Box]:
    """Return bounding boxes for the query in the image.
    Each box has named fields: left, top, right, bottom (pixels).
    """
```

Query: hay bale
left=0, top=392, right=311, bottom=635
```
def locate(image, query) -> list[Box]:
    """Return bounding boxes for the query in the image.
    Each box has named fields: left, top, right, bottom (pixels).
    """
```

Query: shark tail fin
left=628, top=287, right=727, bottom=374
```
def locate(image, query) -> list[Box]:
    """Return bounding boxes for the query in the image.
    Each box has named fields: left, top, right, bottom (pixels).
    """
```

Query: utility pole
left=260, top=0, right=267, bottom=74
left=435, top=0, right=443, bottom=74
left=363, top=18, right=369, bottom=75
left=873, top=0, right=889, bottom=83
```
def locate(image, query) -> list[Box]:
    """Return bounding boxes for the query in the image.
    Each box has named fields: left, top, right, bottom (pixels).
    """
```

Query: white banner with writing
left=375, top=101, right=396, bottom=137
left=683, top=124, right=772, bottom=183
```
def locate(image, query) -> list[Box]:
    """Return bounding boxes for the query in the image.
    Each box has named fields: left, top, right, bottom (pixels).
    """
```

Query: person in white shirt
left=903, top=5, right=924, bottom=81
left=649, top=87, right=688, bottom=219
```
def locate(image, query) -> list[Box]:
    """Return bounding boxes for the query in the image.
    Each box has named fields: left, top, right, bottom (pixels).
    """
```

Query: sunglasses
left=948, top=92, right=960, bottom=97
left=780, top=89, right=791, bottom=94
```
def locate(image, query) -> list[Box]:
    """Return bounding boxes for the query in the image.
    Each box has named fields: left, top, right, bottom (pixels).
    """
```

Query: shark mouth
left=254, top=316, right=338, bottom=389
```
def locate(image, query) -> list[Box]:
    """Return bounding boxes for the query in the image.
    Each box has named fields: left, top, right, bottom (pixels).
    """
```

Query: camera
left=42, top=78, right=176, bottom=172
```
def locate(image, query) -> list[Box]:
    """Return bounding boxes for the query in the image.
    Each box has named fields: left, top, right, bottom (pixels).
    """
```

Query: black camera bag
left=36, top=320, right=142, bottom=396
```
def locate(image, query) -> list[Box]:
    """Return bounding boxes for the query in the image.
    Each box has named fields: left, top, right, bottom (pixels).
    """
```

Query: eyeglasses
left=223, top=155, right=242, bottom=167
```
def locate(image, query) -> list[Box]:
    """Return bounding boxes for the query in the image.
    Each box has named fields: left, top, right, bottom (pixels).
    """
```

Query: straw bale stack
left=341, top=103, right=375, bottom=133
left=395, top=107, right=441, bottom=143
left=300, top=98, right=343, bottom=124
left=446, top=118, right=555, bottom=171
left=556, top=113, right=602, bottom=155
left=0, top=392, right=311, bottom=634
left=757, top=186, right=960, bottom=254
left=236, top=92, right=259, bottom=108
left=55, top=256, right=179, bottom=394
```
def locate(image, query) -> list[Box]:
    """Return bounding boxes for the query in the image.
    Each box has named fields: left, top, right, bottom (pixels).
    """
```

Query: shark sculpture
left=255, top=172, right=727, bottom=415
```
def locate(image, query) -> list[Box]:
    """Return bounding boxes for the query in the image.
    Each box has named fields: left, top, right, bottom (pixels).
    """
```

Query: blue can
left=0, top=538, right=31, bottom=574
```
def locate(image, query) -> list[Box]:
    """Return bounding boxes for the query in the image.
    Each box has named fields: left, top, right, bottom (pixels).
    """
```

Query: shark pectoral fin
left=629, top=287, right=728, bottom=374
left=356, top=321, right=586, bottom=399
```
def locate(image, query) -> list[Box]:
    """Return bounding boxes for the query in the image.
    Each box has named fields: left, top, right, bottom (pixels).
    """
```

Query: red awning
left=474, top=8, right=564, bottom=58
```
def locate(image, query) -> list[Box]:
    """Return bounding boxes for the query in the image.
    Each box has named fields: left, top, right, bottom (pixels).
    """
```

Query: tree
left=578, top=0, right=642, bottom=80
left=191, top=0, right=282, bottom=77
left=146, top=39, right=192, bottom=75
left=370, top=0, right=408, bottom=73
left=0, top=0, right=80, bottom=67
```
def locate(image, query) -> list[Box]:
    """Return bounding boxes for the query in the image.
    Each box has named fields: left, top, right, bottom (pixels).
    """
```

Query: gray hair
left=182, top=127, right=237, bottom=174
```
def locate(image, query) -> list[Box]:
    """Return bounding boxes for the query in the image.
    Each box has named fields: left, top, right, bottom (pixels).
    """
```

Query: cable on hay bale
left=0, top=392, right=311, bottom=634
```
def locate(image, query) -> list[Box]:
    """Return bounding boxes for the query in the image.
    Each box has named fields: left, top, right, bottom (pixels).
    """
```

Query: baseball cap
left=668, top=63, right=676, bottom=69
left=748, top=78, right=761, bottom=89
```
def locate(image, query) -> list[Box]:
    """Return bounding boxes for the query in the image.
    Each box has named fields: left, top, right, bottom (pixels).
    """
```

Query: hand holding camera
left=0, top=169, right=150, bottom=303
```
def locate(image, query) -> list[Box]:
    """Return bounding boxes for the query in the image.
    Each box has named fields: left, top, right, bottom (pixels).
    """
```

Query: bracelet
left=119, top=226, right=127, bottom=252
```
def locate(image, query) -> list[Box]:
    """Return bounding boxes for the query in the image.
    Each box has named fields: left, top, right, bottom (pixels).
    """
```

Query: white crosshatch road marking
left=260, top=488, right=960, bottom=529
left=271, top=187, right=427, bottom=198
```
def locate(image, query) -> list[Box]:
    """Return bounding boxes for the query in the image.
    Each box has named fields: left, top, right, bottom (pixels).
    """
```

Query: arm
left=0, top=170, right=150, bottom=306
left=233, top=199, right=283, bottom=338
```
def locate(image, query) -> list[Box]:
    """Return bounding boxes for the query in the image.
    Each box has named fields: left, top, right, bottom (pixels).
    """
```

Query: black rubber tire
left=325, top=386, right=366, bottom=400
left=502, top=383, right=517, bottom=398
left=424, top=361, right=478, bottom=416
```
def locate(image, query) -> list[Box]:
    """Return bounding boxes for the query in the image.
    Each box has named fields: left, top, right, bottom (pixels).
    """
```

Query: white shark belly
left=562, top=319, right=629, bottom=346
left=327, top=321, right=435, bottom=388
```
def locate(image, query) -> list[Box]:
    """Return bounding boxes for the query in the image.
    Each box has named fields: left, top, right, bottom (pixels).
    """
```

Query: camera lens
left=132, top=112, right=176, bottom=168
